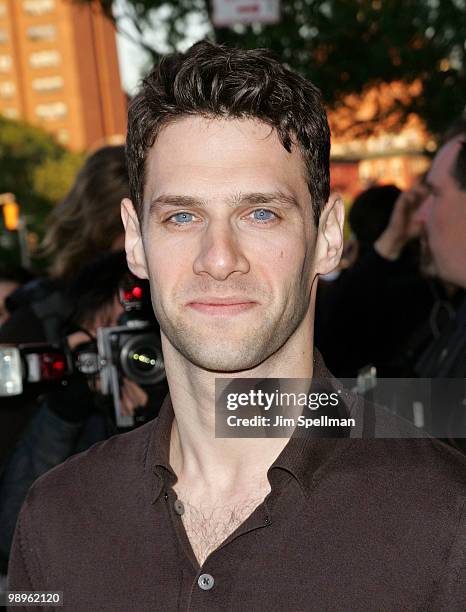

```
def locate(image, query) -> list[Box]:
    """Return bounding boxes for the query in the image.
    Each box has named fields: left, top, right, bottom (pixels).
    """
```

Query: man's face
left=416, top=137, right=466, bottom=288
left=123, top=117, right=339, bottom=372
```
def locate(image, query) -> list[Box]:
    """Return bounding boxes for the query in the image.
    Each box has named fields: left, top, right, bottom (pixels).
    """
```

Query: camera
left=0, top=342, right=77, bottom=397
left=0, top=280, right=165, bottom=427
left=97, top=283, right=165, bottom=426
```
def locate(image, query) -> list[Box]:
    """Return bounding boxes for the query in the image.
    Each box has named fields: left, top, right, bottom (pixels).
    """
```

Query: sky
left=113, top=0, right=210, bottom=95
left=114, top=1, right=147, bottom=95
left=115, top=34, right=144, bottom=95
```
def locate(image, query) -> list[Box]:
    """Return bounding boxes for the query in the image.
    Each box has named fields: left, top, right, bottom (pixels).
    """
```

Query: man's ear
left=314, top=193, right=345, bottom=276
left=121, top=198, right=148, bottom=279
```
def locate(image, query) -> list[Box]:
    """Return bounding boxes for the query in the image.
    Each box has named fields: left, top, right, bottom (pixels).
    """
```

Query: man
left=411, top=126, right=466, bottom=450
left=368, top=124, right=466, bottom=445
left=8, top=42, right=466, bottom=611
left=413, top=127, right=466, bottom=377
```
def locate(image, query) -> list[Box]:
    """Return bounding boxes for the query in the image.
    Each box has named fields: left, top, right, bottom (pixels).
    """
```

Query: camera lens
left=130, top=347, right=158, bottom=372
left=120, top=332, right=165, bottom=385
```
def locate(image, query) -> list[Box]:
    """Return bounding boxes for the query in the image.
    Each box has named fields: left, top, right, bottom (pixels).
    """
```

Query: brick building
left=0, top=0, right=126, bottom=150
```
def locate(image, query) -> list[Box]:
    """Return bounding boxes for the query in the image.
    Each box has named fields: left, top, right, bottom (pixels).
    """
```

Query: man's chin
left=164, top=331, right=271, bottom=372
left=180, top=346, right=268, bottom=373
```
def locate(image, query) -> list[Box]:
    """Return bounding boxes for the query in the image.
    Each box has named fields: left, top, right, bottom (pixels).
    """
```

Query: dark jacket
left=316, top=246, right=436, bottom=378
left=0, top=402, right=110, bottom=571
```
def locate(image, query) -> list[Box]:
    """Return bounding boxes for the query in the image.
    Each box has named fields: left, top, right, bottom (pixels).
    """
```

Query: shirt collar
left=266, top=350, right=356, bottom=496
left=146, top=350, right=357, bottom=502
left=147, top=393, right=177, bottom=503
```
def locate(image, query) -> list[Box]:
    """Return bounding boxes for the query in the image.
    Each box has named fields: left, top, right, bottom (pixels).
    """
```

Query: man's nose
left=193, top=221, right=250, bottom=280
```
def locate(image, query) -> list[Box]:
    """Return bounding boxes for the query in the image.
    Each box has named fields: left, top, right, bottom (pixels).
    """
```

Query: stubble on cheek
left=143, top=229, right=314, bottom=369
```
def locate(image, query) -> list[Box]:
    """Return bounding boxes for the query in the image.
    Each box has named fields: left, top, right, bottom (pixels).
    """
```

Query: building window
left=0, top=55, right=11, bottom=72
left=27, top=25, right=56, bottom=42
left=35, top=101, right=67, bottom=121
left=1, top=108, right=18, bottom=119
left=29, top=50, right=60, bottom=68
left=0, top=29, right=7, bottom=44
left=0, top=81, right=15, bottom=98
left=32, top=75, right=63, bottom=92
left=0, top=3, right=6, bottom=18
left=23, top=0, right=55, bottom=16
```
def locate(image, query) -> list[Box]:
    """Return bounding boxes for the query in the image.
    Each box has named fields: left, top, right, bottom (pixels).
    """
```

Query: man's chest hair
left=176, top=493, right=267, bottom=566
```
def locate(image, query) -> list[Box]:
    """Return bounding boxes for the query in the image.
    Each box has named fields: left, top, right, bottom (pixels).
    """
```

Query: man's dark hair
left=66, top=251, right=128, bottom=328
left=442, top=116, right=466, bottom=191
left=66, top=250, right=155, bottom=332
left=349, top=184, right=401, bottom=253
left=126, top=40, right=330, bottom=226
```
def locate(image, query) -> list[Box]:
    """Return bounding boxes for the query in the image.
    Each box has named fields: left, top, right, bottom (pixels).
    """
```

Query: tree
left=0, top=117, right=84, bottom=268
left=78, top=0, right=466, bottom=138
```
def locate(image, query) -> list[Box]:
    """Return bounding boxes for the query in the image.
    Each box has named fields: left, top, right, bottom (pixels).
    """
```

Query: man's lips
left=187, top=298, right=258, bottom=315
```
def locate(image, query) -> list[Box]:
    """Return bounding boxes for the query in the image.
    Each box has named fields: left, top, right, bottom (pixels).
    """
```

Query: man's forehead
left=143, top=116, right=308, bottom=203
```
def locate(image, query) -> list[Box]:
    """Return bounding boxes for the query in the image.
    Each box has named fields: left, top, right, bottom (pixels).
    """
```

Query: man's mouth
left=187, top=297, right=257, bottom=316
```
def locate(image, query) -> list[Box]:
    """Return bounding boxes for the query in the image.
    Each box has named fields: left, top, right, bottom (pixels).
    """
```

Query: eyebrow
left=148, top=191, right=300, bottom=215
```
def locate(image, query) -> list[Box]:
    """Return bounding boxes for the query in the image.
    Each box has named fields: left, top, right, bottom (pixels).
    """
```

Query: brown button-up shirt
left=8, top=356, right=466, bottom=611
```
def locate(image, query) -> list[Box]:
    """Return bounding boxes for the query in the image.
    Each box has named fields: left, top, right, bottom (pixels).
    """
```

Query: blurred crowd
left=0, top=145, right=168, bottom=583
left=320, top=120, right=465, bottom=374
left=316, top=118, right=466, bottom=451
left=0, top=116, right=465, bottom=584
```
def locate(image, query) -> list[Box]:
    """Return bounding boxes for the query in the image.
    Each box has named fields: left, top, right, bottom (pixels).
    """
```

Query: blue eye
left=251, top=209, right=276, bottom=222
left=169, top=212, right=195, bottom=224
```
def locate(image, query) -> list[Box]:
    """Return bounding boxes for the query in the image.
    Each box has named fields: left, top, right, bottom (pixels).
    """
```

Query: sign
left=212, top=0, right=280, bottom=26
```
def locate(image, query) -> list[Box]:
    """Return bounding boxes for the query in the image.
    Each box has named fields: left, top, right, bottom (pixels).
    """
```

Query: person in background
left=410, top=121, right=466, bottom=450
left=316, top=184, right=435, bottom=377
left=344, top=184, right=402, bottom=266
left=0, top=251, right=167, bottom=578
left=0, top=146, right=129, bottom=470
left=319, top=118, right=466, bottom=449
left=412, top=121, right=465, bottom=377
left=1, top=145, right=128, bottom=345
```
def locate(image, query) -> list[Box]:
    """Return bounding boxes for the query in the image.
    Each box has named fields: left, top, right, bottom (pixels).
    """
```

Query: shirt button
left=198, top=573, right=214, bottom=591
left=174, top=499, right=185, bottom=515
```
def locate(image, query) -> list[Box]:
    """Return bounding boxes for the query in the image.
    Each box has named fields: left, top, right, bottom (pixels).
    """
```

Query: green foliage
left=77, top=0, right=466, bottom=138
left=33, top=152, right=85, bottom=204
left=0, top=117, right=83, bottom=269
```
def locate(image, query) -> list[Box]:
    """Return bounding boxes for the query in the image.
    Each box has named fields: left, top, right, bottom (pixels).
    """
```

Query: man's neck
left=164, top=319, right=315, bottom=498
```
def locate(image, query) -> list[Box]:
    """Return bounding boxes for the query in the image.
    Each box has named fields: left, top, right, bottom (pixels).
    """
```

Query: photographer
left=0, top=145, right=129, bottom=469
left=0, top=250, right=166, bottom=575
